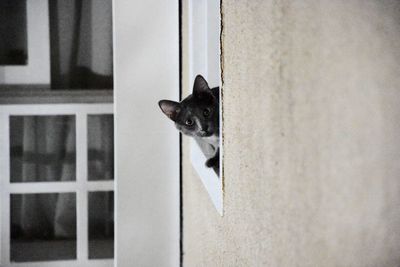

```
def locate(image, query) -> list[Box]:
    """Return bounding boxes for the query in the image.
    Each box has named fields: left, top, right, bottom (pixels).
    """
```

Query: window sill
left=0, top=86, right=113, bottom=104
left=190, top=139, right=223, bottom=215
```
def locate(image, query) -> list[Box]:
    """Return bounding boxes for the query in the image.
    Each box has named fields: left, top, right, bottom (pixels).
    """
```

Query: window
left=0, top=0, right=51, bottom=84
left=0, top=0, right=114, bottom=265
left=188, top=0, right=223, bottom=215
left=0, top=103, right=114, bottom=266
left=0, top=0, right=28, bottom=65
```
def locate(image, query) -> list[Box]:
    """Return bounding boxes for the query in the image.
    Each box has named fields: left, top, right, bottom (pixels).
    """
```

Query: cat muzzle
left=199, top=130, right=212, bottom=137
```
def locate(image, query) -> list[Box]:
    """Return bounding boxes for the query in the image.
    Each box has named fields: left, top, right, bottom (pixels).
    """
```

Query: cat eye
left=203, top=108, right=211, bottom=117
left=185, top=119, right=194, bottom=126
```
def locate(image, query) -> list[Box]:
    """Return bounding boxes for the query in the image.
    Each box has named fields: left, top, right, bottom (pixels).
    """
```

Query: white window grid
left=188, top=0, right=223, bottom=215
left=0, top=103, right=114, bottom=267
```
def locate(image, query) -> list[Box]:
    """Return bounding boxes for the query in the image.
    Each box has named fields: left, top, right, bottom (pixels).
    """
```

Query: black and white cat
left=159, top=75, right=219, bottom=171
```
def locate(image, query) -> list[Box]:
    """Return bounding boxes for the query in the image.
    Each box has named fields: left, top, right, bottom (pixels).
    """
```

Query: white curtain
left=49, top=0, right=113, bottom=89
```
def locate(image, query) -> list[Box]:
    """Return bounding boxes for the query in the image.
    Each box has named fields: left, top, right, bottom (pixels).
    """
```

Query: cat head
left=159, top=75, right=219, bottom=138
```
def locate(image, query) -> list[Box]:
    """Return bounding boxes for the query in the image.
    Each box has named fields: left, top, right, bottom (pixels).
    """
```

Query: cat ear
left=193, top=75, right=211, bottom=98
left=158, top=100, right=181, bottom=122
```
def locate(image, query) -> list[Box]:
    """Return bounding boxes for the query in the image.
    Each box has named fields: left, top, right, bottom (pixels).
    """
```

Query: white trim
left=188, top=0, right=223, bottom=215
left=0, top=104, right=113, bottom=115
left=76, top=113, right=89, bottom=261
left=7, top=259, right=113, bottom=267
left=190, top=139, right=223, bottom=215
left=111, top=0, right=117, bottom=262
left=0, top=114, right=11, bottom=265
left=6, top=181, right=114, bottom=194
left=0, top=113, right=4, bottom=263
left=188, top=0, right=194, bottom=82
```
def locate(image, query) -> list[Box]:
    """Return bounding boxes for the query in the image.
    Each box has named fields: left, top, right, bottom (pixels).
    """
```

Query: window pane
left=0, top=0, right=28, bottom=65
left=88, top=115, right=114, bottom=181
left=11, top=193, right=77, bottom=262
left=88, top=191, right=114, bottom=259
left=10, top=115, right=76, bottom=183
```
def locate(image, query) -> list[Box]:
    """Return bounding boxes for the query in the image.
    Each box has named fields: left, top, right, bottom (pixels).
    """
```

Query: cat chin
left=197, top=132, right=213, bottom=137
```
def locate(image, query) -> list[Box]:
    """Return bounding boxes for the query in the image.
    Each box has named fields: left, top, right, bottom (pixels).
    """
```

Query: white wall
left=114, top=1, right=179, bottom=266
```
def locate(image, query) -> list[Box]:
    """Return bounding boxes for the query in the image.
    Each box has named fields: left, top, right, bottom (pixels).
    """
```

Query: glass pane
left=11, top=193, right=77, bottom=262
left=48, top=0, right=113, bottom=89
left=10, top=115, right=76, bottom=183
left=88, top=191, right=114, bottom=259
left=88, top=115, right=114, bottom=181
left=0, top=0, right=28, bottom=65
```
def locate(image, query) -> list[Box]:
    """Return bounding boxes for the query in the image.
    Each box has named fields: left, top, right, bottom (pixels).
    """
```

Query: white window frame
left=0, top=103, right=114, bottom=267
left=188, top=0, right=223, bottom=215
left=0, top=0, right=51, bottom=85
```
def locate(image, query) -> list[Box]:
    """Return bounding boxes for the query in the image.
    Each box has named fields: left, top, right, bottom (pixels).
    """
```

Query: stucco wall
left=182, top=1, right=400, bottom=266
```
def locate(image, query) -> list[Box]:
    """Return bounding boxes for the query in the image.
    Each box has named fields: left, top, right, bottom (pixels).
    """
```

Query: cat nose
left=199, top=129, right=208, bottom=136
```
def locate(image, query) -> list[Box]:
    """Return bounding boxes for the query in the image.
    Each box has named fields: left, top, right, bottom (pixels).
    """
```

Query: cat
left=158, top=75, right=219, bottom=172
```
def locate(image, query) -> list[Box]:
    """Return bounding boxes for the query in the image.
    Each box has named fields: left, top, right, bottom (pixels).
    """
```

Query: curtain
left=10, top=115, right=114, bottom=240
left=10, top=0, right=114, bottom=242
left=10, top=116, right=76, bottom=239
left=49, top=0, right=113, bottom=89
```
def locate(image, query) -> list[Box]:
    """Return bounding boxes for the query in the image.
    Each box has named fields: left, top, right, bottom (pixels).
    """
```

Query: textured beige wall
left=182, top=1, right=400, bottom=266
